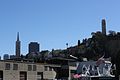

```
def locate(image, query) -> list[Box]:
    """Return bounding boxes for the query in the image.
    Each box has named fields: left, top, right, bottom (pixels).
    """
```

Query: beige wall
left=4, top=70, right=19, bottom=80
left=0, top=61, right=77, bottom=80
left=0, top=61, right=58, bottom=80
left=43, top=65, right=57, bottom=79
left=43, top=71, right=56, bottom=79
left=27, top=71, right=37, bottom=80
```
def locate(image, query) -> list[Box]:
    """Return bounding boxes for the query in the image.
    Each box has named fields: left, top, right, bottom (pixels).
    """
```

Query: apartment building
left=0, top=60, right=57, bottom=80
left=0, top=59, right=77, bottom=80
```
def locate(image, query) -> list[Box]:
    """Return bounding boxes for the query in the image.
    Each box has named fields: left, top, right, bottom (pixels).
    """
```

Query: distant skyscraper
left=10, top=55, right=16, bottom=59
left=15, top=32, right=21, bottom=58
left=29, top=42, right=40, bottom=53
left=3, top=54, right=9, bottom=60
left=102, top=19, right=106, bottom=35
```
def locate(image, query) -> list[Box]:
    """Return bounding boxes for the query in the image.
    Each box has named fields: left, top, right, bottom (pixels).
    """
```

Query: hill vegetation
left=25, top=30, right=120, bottom=63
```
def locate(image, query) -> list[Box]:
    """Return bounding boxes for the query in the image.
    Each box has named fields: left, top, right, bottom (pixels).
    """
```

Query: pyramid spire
left=16, top=32, right=21, bottom=58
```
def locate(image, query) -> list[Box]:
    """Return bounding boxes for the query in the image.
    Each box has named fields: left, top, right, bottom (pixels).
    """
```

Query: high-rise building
left=10, top=55, right=16, bottom=59
left=15, top=32, right=21, bottom=58
left=3, top=54, right=9, bottom=60
left=102, top=19, right=106, bottom=35
left=28, top=42, right=40, bottom=53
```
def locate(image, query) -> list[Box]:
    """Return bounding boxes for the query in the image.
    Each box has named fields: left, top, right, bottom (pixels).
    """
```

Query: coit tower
left=102, top=19, right=106, bottom=35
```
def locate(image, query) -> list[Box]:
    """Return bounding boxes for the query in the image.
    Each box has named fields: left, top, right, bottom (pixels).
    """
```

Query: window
left=37, top=72, right=42, bottom=75
left=5, top=63, right=10, bottom=70
left=44, top=66, right=48, bottom=71
left=37, top=72, right=43, bottom=80
left=33, top=65, right=36, bottom=71
left=0, top=71, right=3, bottom=80
left=13, top=64, right=18, bottom=70
left=28, top=65, right=32, bottom=71
left=20, top=71, right=27, bottom=80
left=49, top=67, right=52, bottom=71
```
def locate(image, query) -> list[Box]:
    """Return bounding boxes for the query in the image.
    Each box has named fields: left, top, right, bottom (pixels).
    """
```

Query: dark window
left=37, top=72, right=43, bottom=80
left=13, top=64, right=18, bottom=70
left=33, top=65, right=36, bottom=71
left=44, top=66, right=48, bottom=71
left=49, top=67, right=52, bottom=71
left=28, top=65, right=32, bottom=71
left=0, top=71, right=3, bottom=80
left=37, top=72, right=42, bottom=75
left=20, top=71, right=27, bottom=80
left=5, top=63, right=10, bottom=70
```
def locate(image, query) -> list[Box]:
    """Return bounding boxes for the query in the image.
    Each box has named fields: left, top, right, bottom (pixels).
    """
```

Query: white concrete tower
left=102, top=19, right=106, bottom=35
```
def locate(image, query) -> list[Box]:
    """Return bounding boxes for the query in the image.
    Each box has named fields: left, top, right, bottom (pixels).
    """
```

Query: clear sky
left=0, top=0, right=120, bottom=57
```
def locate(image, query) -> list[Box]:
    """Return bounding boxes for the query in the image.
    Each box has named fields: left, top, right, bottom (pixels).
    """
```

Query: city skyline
left=1, top=0, right=120, bottom=57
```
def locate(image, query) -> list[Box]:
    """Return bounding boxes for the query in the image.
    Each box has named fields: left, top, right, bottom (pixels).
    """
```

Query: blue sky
left=0, top=0, right=120, bottom=57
